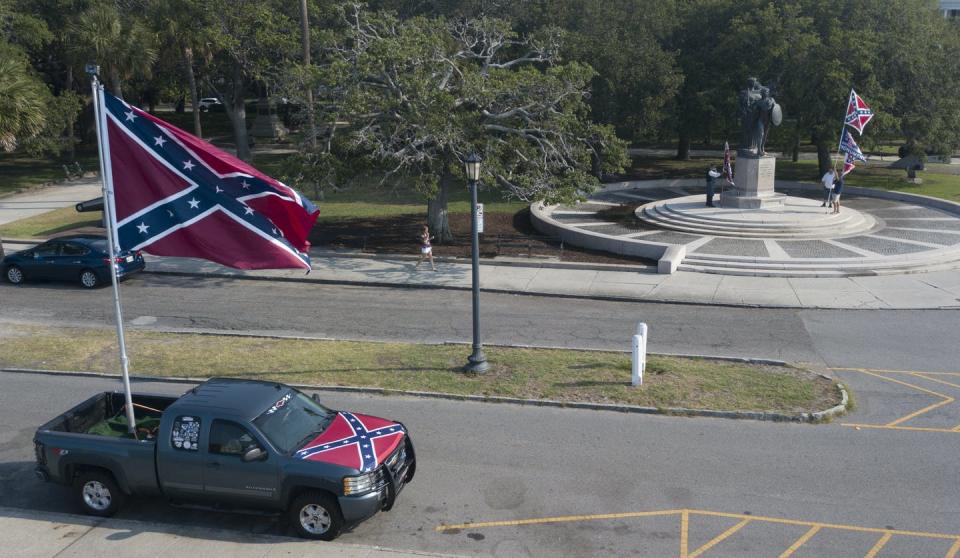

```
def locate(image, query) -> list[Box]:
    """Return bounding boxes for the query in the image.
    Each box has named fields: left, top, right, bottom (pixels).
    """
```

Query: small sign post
left=476, top=203, right=484, bottom=234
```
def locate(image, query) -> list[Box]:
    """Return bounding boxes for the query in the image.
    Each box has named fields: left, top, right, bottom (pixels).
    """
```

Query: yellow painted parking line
left=434, top=509, right=682, bottom=532
left=863, top=532, right=892, bottom=558
left=914, top=373, right=960, bottom=390
left=437, top=508, right=960, bottom=541
left=837, top=369, right=957, bottom=430
left=778, top=525, right=820, bottom=558
left=688, top=518, right=750, bottom=558
left=680, top=509, right=689, bottom=558
left=842, top=423, right=960, bottom=434
left=831, top=367, right=960, bottom=376
left=945, top=538, right=960, bottom=558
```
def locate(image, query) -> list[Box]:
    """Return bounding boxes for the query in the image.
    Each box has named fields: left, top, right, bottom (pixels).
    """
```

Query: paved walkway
left=0, top=178, right=102, bottom=226
left=1, top=506, right=455, bottom=558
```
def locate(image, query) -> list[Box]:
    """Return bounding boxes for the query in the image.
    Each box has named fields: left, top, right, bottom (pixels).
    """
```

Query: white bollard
left=636, top=322, right=648, bottom=376
left=632, top=334, right=643, bottom=386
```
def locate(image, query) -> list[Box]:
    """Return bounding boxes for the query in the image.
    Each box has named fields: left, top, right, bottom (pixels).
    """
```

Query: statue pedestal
left=251, top=97, right=288, bottom=140
left=721, top=153, right=784, bottom=209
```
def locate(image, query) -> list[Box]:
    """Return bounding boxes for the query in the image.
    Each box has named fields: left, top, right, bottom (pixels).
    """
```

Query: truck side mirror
left=242, top=446, right=267, bottom=462
left=311, top=393, right=320, bottom=403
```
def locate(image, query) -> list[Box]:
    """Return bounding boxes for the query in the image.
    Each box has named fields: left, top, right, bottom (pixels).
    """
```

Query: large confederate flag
left=101, top=91, right=319, bottom=270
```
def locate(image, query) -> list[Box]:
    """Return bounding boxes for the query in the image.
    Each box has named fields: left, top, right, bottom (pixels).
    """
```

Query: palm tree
left=0, top=46, right=49, bottom=152
left=151, top=0, right=212, bottom=137
left=68, top=2, right=158, bottom=99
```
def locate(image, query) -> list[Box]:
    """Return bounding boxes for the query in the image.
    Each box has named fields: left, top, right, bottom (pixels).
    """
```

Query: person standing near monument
left=820, top=168, right=836, bottom=207
left=831, top=174, right=845, bottom=214
left=706, top=166, right=721, bottom=207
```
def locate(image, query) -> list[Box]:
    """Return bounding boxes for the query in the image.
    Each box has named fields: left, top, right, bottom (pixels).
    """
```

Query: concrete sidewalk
left=0, top=178, right=102, bottom=226
left=0, top=506, right=456, bottom=558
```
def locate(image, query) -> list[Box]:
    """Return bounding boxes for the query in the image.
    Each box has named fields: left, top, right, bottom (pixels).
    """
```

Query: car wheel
left=76, top=471, right=124, bottom=517
left=5, top=265, right=23, bottom=285
left=79, top=269, right=100, bottom=289
left=289, top=491, right=343, bottom=541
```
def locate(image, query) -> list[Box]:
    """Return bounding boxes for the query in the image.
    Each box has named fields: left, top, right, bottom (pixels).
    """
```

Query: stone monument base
left=720, top=153, right=784, bottom=209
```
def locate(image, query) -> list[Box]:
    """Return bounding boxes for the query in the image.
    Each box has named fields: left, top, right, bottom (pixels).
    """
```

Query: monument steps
left=679, top=249, right=960, bottom=277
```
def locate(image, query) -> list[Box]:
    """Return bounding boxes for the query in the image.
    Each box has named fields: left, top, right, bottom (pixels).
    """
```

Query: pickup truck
left=33, top=378, right=415, bottom=540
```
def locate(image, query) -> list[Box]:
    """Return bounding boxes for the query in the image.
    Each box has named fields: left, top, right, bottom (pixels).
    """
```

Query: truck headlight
left=343, top=472, right=376, bottom=495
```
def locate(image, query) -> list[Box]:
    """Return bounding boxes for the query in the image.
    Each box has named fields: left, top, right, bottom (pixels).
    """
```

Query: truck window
left=171, top=416, right=201, bottom=451
left=209, top=420, right=260, bottom=456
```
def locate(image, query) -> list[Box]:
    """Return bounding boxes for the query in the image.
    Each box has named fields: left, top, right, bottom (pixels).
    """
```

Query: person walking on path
left=415, top=224, right=436, bottom=271
left=820, top=168, right=836, bottom=207
left=706, top=166, right=721, bottom=207
left=831, top=174, right=844, bottom=214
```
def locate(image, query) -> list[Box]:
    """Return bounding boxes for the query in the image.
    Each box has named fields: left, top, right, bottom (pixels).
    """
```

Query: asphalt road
left=2, top=276, right=960, bottom=556
left=1, top=274, right=959, bottom=372
left=2, top=372, right=959, bottom=558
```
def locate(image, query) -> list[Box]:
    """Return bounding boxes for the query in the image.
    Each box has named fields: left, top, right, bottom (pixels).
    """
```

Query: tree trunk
left=300, top=0, right=317, bottom=149
left=427, top=173, right=454, bottom=243
left=223, top=63, right=251, bottom=161
left=65, top=65, right=76, bottom=162
left=816, top=139, right=832, bottom=177
left=676, top=130, right=690, bottom=160
left=109, top=65, right=122, bottom=99
left=182, top=46, right=202, bottom=138
left=791, top=133, right=800, bottom=162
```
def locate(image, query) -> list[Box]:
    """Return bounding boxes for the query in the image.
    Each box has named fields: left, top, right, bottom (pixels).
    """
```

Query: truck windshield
left=253, top=391, right=335, bottom=454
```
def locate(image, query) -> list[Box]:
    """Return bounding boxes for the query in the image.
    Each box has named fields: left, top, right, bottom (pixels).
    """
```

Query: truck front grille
left=33, top=440, right=46, bottom=466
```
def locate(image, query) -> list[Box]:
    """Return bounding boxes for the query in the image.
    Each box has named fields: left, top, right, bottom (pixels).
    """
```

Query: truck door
left=157, top=414, right=206, bottom=500
left=203, top=420, right=280, bottom=505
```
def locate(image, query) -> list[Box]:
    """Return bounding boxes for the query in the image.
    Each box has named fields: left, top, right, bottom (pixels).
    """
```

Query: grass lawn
left=0, top=207, right=101, bottom=239
left=0, top=151, right=99, bottom=198
left=0, top=325, right=839, bottom=414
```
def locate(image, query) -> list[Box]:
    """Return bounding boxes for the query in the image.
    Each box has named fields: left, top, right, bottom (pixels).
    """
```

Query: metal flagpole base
left=464, top=349, right=489, bottom=373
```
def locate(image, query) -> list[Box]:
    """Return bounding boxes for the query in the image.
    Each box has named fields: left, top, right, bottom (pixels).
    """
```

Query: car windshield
left=252, top=391, right=335, bottom=454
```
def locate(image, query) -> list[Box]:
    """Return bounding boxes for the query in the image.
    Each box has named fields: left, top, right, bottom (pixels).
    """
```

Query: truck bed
left=41, top=391, right=177, bottom=440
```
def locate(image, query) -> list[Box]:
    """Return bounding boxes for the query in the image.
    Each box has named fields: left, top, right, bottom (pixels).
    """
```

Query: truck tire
left=76, top=471, right=124, bottom=517
left=289, top=491, right=343, bottom=541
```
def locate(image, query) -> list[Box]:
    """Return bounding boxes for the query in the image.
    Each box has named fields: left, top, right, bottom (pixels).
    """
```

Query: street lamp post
left=463, top=153, right=488, bottom=373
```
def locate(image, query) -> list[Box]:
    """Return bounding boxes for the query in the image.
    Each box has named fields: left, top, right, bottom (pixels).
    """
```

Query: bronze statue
left=738, top=77, right=782, bottom=155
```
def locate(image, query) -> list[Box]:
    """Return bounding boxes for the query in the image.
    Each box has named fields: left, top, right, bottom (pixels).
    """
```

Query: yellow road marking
left=680, top=509, right=689, bottom=558
left=840, top=369, right=956, bottom=428
left=863, top=532, right=892, bottom=558
left=434, top=509, right=682, bottom=532
left=688, top=518, right=750, bottom=558
left=778, top=525, right=820, bottom=558
left=842, top=423, right=960, bottom=434
left=832, top=367, right=960, bottom=376
left=437, top=508, right=960, bottom=541
left=945, top=538, right=960, bottom=558
left=914, top=373, right=960, bottom=390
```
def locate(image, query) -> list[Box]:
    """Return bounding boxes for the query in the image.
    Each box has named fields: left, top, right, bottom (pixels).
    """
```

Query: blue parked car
left=2, top=235, right=145, bottom=289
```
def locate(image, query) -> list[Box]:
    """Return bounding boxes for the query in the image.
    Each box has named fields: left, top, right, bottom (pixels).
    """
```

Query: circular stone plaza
left=532, top=179, right=960, bottom=277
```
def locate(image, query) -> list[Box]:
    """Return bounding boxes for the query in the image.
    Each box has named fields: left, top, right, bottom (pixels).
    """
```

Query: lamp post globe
left=463, top=152, right=488, bottom=373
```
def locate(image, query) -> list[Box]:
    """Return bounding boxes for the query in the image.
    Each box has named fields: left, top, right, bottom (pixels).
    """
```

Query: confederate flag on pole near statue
left=839, top=129, right=867, bottom=163
left=722, top=141, right=734, bottom=185
left=844, top=89, right=874, bottom=135
left=100, top=91, right=319, bottom=270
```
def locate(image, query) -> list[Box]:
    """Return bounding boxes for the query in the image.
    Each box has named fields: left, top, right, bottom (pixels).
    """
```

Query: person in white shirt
left=820, top=168, right=836, bottom=207
left=706, top=166, right=722, bottom=207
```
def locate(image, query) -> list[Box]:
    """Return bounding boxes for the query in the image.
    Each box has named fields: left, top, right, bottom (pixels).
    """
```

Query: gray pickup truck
left=33, top=378, right=415, bottom=540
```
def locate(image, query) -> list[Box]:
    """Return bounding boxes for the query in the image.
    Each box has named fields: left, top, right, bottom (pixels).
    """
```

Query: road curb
left=0, top=363, right=846, bottom=424
left=141, top=269, right=960, bottom=311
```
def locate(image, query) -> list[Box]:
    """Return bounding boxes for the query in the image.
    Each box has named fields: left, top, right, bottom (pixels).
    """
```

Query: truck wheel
left=76, top=471, right=124, bottom=517
left=290, top=491, right=343, bottom=541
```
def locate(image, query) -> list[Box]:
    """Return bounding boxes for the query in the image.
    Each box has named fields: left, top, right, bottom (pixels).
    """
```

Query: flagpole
left=89, top=68, right=138, bottom=438
left=833, top=90, right=854, bottom=174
